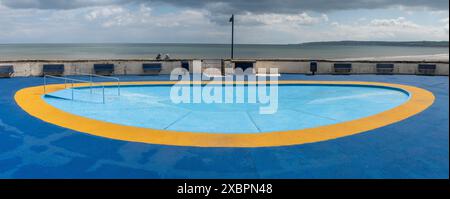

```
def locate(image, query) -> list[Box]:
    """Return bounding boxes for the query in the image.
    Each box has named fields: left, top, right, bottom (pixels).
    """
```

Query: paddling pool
left=43, top=84, right=409, bottom=133
left=15, top=81, right=434, bottom=147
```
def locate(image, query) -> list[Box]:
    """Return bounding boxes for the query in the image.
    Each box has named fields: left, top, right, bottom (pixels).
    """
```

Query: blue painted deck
left=0, top=75, right=448, bottom=179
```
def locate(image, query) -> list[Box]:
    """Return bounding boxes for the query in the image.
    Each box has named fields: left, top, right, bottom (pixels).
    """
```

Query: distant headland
left=298, top=41, right=449, bottom=47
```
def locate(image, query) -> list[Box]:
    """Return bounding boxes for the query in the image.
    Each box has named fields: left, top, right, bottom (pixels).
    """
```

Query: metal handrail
left=71, top=72, right=120, bottom=96
left=44, top=75, right=105, bottom=103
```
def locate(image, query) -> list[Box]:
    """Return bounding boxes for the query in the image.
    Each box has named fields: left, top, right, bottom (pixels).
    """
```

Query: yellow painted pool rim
left=14, top=80, right=435, bottom=148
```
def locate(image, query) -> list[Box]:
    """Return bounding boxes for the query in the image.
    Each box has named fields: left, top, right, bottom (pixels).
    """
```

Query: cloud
left=1, top=0, right=448, bottom=12
left=2, top=0, right=447, bottom=30
left=0, top=0, right=121, bottom=9
left=324, top=17, right=448, bottom=41
left=0, top=1, right=448, bottom=43
left=370, top=17, right=420, bottom=28
left=85, top=6, right=125, bottom=21
left=442, top=17, right=449, bottom=33
left=238, top=12, right=328, bottom=26
left=84, top=4, right=210, bottom=28
left=152, top=0, right=450, bottom=14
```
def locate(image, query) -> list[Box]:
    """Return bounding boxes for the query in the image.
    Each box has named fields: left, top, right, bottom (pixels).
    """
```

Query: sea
left=0, top=43, right=448, bottom=60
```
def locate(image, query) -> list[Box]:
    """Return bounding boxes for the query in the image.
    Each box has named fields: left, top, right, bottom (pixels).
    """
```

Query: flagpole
left=230, top=14, right=234, bottom=59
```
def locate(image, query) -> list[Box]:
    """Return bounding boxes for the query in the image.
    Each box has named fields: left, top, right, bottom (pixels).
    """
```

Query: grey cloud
left=151, top=0, right=449, bottom=25
left=1, top=0, right=448, bottom=12
left=154, top=0, right=450, bottom=13
left=0, top=0, right=123, bottom=9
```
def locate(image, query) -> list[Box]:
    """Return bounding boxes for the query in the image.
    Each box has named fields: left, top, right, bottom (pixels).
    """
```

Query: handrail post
left=44, top=75, right=47, bottom=94
left=118, top=80, right=121, bottom=96
left=90, top=74, right=93, bottom=94
left=71, top=81, right=74, bottom=100
left=102, top=86, right=105, bottom=104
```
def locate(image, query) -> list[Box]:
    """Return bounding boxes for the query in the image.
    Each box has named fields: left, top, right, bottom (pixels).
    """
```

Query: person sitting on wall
left=164, top=54, right=171, bottom=60
left=156, top=53, right=162, bottom=60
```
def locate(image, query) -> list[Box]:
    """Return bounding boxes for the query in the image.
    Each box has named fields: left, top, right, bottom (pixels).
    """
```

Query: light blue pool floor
left=44, top=85, right=408, bottom=133
left=0, top=75, right=448, bottom=178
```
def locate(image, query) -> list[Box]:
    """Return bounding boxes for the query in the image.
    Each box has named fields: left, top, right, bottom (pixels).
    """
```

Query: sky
left=0, top=0, right=448, bottom=44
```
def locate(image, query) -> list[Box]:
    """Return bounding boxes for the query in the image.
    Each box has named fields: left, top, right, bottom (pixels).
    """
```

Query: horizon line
left=0, top=40, right=449, bottom=45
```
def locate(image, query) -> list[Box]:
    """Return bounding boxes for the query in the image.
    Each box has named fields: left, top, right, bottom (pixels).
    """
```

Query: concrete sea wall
left=1, top=59, right=448, bottom=77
